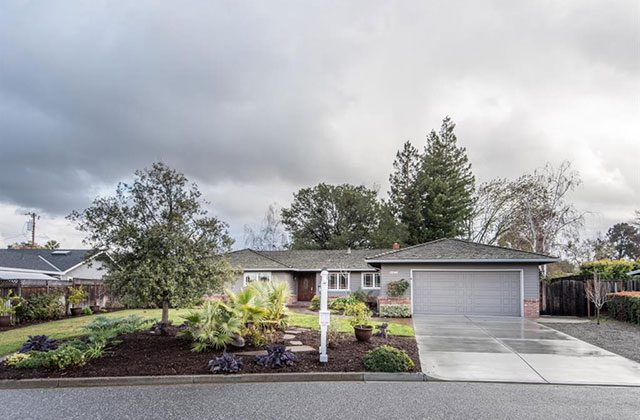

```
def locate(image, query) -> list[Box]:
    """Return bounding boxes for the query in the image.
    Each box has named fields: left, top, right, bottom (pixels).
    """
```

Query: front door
left=297, top=273, right=316, bottom=301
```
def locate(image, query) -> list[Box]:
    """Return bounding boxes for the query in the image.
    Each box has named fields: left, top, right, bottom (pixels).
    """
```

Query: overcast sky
left=0, top=0, right=638, bottom=249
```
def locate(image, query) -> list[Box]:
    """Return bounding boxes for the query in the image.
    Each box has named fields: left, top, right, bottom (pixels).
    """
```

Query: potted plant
left=67, top=286, right=88, bottom=316
left=0, top=290, right=20, bottom=327
left=345, top=301, right=373, bottom=342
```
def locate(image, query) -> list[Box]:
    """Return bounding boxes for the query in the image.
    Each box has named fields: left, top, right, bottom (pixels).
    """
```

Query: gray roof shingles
left=226, top=248, right=387, bottom=271
left=0, top=249, right=97, bottom=272
left=367, top=238, right=557, bottom=262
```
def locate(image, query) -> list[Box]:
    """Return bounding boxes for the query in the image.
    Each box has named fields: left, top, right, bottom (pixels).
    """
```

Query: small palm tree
left=249, top=281, right=290, bottom=330
left=225, top=287, right=268, bottom=326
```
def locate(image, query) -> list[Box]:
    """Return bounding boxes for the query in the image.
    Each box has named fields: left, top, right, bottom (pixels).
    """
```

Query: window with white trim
left=243, top=272, right=272, bottom=286
left=362, top=272, right=381, bottom=289
left=328, top=272, right=349, bottom=291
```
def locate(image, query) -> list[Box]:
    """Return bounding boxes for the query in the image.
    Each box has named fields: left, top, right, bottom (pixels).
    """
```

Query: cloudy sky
left=0, top=0, right=638, bottom=249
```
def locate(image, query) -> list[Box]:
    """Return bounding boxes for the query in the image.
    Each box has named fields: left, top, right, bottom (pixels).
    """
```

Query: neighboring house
left=0, top=249, right=106, bottom=286
left=226, top=238, right=557, bottom=318
left=628, top=269, right=640, bottom=277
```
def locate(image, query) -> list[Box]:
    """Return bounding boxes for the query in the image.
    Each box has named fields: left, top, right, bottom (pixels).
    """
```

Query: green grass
left=0, top=309, right=193, bottom=357
left=0, top=308, right=414, bottom=357
left=287, top=313, right=414, bottom=337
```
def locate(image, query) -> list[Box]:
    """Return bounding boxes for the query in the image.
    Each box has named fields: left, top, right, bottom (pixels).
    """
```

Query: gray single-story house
left=0, top=249, right=107, bottom=284
left=225, top=238, right=557, bottom=318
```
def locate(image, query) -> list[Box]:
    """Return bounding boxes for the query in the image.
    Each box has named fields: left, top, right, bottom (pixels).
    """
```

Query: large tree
left=466, top=178, right=515, bottom=245
left=281, top=183, right=402, bottom=249
left=388, top=141, right=424, bottom=245
left=605, top=222, right=640, bottom=260
left=417, top=117, right=475, bottom=241
left=502, top=161, right=585, bottom=259
left=68, top=162, right=236, bottom=326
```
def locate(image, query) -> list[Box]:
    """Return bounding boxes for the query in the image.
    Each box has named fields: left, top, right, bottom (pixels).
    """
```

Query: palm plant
left=248, top=281, right=290, bottom=330
left=180, top=301, right=243, bottom=352
left=225, top=287, right=268, bottom=326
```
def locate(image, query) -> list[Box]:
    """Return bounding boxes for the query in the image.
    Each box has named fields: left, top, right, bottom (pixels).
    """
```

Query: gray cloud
left=0, top=0, right=638, bottom=247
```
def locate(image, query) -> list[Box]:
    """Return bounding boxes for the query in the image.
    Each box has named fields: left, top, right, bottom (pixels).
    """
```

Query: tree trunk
left=161, top=301, right=170, bottom=326
left=596, top=307, right=600, bottom=325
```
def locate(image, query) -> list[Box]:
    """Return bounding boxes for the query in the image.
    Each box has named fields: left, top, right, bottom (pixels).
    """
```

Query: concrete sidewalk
left=413, top=315, right=640, bottom=386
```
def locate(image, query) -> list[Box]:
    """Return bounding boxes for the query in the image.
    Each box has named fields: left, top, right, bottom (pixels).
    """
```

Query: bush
left=363, top=345, right=415, bottom=372
left=344, top=301, right=372, bottom=327
left=387, top=279, right=409, bottom=297
left=379, top=304, right=411, bottom=318
left=180, top=301, right=243, bottom=352
left=82, top=307, right=93, bottom=316
left=84, top=315, right=151, bottom=345
left=208, top=352, right=243, bottom=374
left=4, top=352, right=31, bottom=367
left=255, top=344, right=296, bottom=368
left=67, top=286, right=88, bottom=307
left=580, top=260, right=638, bottom=280
left=19, top=335, right=58, bottom=353
left=14, top=292, right=65, bottom=323
left=247, top=281, right=290, bottom=330
left=607, top=293, right=640, bottom=325
left=329, top=296, right=359, bottom=312
left=309, top=295, right=320, bottom=311
left=15, top=344, right=86, bottom=370
left=352, top=288, right=375, bottom=303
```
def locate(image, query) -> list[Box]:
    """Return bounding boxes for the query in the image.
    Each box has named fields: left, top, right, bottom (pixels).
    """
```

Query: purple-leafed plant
left=255, top=344, right=295, bottom=368
left=208, top=352, right=243, bottom=374
left=19, top=335, right=59, bottom=353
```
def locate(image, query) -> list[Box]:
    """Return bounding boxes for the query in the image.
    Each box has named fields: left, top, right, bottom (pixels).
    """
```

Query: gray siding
left=314, top=271, right=381, bottom=298
left=379, top=263, right=540, bottom=300
left=229, top=271, right=296, bottom=298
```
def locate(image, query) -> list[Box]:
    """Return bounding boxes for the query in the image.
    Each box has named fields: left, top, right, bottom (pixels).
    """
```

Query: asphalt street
left=3, top=381, right=640, bottom=420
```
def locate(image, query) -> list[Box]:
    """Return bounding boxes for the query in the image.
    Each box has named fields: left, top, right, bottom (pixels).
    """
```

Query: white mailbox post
left=319, top=268, right=330, bottom=363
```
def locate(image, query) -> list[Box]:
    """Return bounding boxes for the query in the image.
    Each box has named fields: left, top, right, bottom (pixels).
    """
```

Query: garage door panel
left=412, top=271, right=521, bottom=316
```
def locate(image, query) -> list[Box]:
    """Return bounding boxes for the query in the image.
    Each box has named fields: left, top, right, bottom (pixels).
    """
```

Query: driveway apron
left=413, top=315, right=640, bottom=386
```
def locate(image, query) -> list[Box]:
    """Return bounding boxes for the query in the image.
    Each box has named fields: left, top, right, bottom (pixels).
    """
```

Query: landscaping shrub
left=208, top=352, right=244, bottom=374
left=580, top=260, right=638, bottom=280
left=379, top=304, right=411, bottom=318
left=226, top=287, right=268, bottom=326
left=329, top=296, right=359, bottom=312
left=247, top=281, right=290, bottom=330
left=255, top=344, right=296, bottom=368
left=607, top=292, right=640, bottom=325
left=387, top=279, right=409, bottom=297
left=309, top=295, right=320, bottom=311
left=18, top=335, right=59, bottom=353
left=84, top=315, right=151, bottom=345
left=344, top=301, right=372, bottom=327
left=14, top=292, right=65, bottom=323
left=180, top=301, right=243, bottom=351
left=67, top=286, right=88, bottom=308
left=4, top=352, right=31, bottom=367
left=14, top=344, right=87, bottom=370
left=82, top=307, right=93, bottom=316
left=363, top=345, right=415, bottom=372
left=352, top=288, right=375, bottom=303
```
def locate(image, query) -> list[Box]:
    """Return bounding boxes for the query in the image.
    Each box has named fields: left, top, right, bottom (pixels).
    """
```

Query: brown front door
left=297, top=273, right=316, bottom=301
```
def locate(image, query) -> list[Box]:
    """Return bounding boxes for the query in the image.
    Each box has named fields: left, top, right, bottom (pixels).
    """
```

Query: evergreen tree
left=388, top=141, right=424, bottom=245
left=418, top=117, right=475, bottom=241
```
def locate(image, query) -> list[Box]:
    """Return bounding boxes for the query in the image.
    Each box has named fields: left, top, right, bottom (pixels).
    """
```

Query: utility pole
left=24, top=212, right=39, bottom=249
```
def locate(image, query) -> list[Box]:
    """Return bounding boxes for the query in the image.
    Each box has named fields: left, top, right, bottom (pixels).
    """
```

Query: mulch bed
left=0, top=328, right=420, bottom=379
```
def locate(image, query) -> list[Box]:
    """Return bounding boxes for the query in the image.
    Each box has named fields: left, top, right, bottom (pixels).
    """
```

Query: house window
left=362, top=272, right=381, bottom=289
left=328, top=272, right=349, bottom=291
left=244, top=272, right=272, bottom=286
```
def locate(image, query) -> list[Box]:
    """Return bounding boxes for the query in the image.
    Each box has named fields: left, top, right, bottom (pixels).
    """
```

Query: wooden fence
left=0, top=279, right=113, bottom=308
left=540, top=278, right=640, bottom=317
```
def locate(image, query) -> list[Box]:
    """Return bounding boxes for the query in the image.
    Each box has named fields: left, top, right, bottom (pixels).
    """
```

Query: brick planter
left=377, top=297, right=411, bottom=318
left=524, top=298, right=540, bottom=318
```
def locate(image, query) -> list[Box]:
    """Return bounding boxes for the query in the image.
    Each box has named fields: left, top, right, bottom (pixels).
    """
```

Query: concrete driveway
left=413, top=315, right=640, bottom=386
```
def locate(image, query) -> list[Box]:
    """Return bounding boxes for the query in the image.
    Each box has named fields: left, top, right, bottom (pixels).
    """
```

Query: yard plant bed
left=0, top=328, right=420, bottom=379
left=545, top=318, right=640, bottom=363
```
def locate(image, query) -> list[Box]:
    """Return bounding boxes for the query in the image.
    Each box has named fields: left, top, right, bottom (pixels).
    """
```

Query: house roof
left=0, top=270, right=57, bottom=281
left=0, top=249, right=99, bottom=273
left=366, top=238, right=557, bottom=263
left=226, top=248, right=387, bottom=271
left=629, top=269, right=640, bottom=276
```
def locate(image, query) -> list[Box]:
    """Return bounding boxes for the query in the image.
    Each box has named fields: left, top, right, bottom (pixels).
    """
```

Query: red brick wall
left=524, top=298, right=540, bottom=318
left=377, top=297, right=411, bottom=305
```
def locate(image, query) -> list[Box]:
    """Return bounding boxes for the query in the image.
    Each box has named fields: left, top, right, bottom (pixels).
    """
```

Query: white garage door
left=412, top=270, right=521, bottom=316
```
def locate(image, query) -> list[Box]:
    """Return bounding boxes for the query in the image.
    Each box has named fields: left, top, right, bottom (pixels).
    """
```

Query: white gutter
left=365, top=258, right=558, bottom=264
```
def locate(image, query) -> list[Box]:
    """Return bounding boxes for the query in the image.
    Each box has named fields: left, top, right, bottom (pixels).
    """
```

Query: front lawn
left=287, top=313, right=414, bottom=337
left=0, top=309, right=413, bottom=356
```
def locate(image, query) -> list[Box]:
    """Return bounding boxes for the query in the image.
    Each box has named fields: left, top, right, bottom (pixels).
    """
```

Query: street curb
left=0, top=372, right=427, bottom=389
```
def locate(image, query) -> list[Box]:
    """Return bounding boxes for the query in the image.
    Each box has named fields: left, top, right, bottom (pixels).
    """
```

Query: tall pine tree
left=418, top=117, right=475, bottom=241
left=388, top=141, right=424, bottom=245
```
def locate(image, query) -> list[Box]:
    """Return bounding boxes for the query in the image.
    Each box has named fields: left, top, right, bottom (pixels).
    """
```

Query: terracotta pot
left=70, top=307, right=83, bottom=317
left=354, top=325, right=373, bottom=342
left=0, top=315, right=11, bottom=327
left=90, top=305, right=101, bottom=313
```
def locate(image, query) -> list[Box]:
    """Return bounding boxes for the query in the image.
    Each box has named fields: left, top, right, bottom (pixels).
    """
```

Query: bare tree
left=505, top=161, right=586, bottom=262
left=584, top=272, right=609, bottom=325
left=466, top=178, right=515, bottom=245
left=244, top=203, right=289, bottom=250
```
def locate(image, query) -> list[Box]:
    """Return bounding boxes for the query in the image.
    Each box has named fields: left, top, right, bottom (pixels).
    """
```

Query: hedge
left=379, top=304, right=411, bottom=318
left=607, top=292, right=640, bottom=325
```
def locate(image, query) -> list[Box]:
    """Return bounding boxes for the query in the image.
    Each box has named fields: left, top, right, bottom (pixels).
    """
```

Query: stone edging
left=0, top=372, right=428, bottom=389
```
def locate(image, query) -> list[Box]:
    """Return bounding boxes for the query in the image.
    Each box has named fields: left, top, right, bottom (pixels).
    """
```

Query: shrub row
left=607, top=293, right=640, bottom=325
left=379, top=303, right=411, bottom=318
